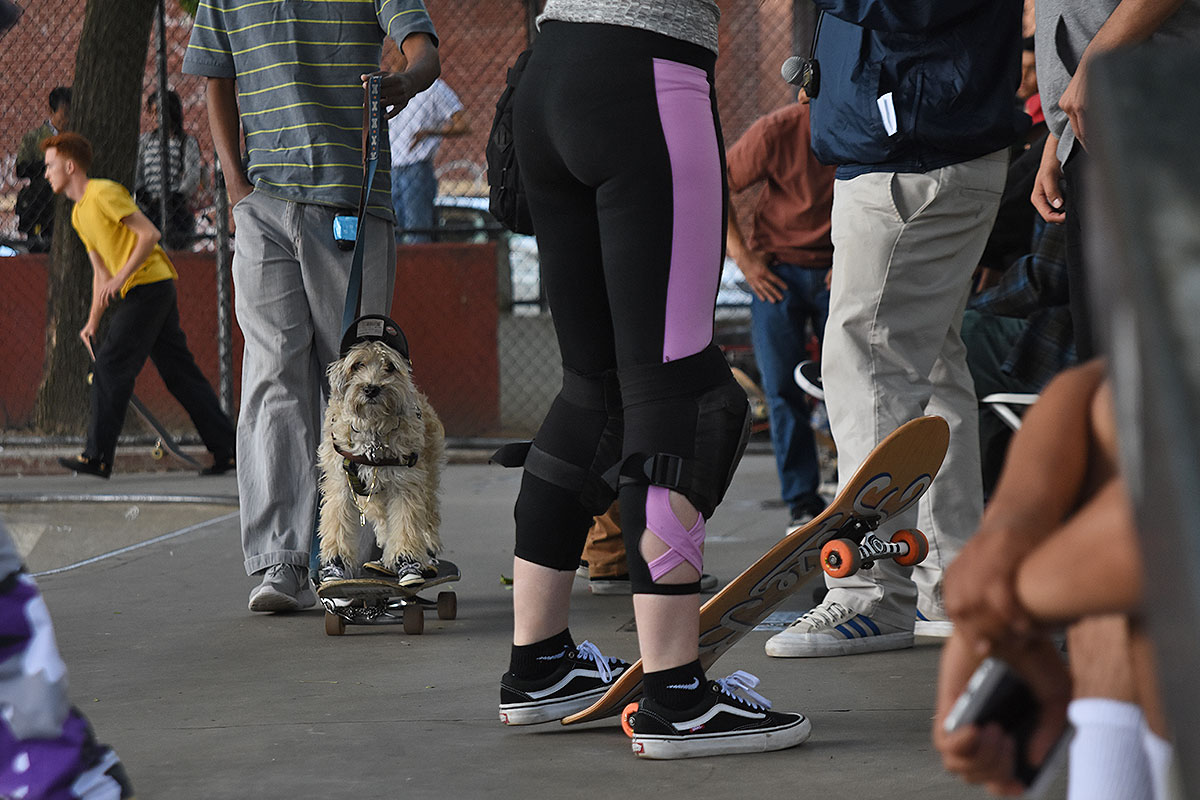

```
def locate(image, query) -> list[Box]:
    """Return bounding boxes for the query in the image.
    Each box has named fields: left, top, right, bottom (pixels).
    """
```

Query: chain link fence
left=1, top=0, right=813, bottom=443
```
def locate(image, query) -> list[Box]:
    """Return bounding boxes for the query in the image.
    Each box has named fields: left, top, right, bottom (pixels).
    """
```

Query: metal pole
left=155, top=0, right=171, bottom=247
left=213, top=157, right=234, bottom=416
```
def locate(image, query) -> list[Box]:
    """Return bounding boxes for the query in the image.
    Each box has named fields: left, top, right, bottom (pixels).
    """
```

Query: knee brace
left=614, top=345, right=750, bottom=519
left=491, top=368, right=623, bottom=570
left=615, top=345, right=751, bottom=594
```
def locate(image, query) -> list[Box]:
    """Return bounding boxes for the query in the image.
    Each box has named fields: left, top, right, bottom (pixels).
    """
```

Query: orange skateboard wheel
left=891, top=529, right=929, bottom=566
left=621, top=702, right=640, bottom=738
left=820, top=538, right=861, bottom=579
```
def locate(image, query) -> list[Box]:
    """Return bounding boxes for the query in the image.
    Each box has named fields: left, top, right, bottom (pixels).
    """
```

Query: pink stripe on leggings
left=652, top=57, right=722, bottom=363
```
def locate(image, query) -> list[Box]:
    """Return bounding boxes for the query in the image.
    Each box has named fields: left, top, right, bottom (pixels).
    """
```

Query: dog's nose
left=363, top=385, right=381, bottom=399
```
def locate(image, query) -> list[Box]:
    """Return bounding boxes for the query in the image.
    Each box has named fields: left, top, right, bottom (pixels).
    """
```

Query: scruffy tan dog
left=317, top=317, right=445, bottom=587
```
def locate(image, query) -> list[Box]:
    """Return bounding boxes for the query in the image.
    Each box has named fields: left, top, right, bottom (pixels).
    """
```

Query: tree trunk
left=34, top=0, right=156, bottom=434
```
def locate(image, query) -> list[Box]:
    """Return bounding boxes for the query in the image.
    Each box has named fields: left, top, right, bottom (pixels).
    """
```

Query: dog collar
left=333, top=438, right=419, bottom=468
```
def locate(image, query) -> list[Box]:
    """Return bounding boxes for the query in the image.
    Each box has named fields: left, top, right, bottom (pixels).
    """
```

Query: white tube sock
left=1067, top=698, right=1152, bottom=800
left=1141, top=727, right=1173, bottom=800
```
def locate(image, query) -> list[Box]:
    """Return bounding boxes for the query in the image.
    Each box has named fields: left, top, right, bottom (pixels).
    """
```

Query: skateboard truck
left=819, top=517, right=929, bottom=579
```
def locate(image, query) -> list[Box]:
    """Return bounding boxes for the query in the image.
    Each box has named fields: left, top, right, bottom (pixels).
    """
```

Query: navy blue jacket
left=809, top=0, right=1029, bottom=178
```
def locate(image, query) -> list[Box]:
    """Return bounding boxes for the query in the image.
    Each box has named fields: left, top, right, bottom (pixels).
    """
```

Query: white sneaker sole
left=764, top=630, right=913, bottom=657
left=499, top=688, right=607, bottom=725
left=633, top=715, right=812, bottom=759
left=914, top=619, right=954, bottom=638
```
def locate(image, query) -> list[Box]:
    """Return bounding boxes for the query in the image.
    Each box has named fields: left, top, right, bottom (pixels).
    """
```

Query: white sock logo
left=667, top=677, right=701, bottom=691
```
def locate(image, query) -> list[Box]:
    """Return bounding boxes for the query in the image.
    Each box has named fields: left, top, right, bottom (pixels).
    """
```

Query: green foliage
left=178, top=0, right=198, bottom=16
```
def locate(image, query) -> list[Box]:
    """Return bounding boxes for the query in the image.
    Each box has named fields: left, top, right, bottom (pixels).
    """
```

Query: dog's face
left=327, top=340, right=415, bottom=422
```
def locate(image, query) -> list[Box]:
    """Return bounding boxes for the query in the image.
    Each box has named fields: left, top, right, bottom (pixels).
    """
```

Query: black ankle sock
left=508, top=629, right=575, bottom=680
left=643, top=659, right=707, bottom=711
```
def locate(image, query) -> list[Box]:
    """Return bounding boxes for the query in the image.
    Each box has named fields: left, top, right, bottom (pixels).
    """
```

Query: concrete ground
left=0, top=452, right=1050, bottom=800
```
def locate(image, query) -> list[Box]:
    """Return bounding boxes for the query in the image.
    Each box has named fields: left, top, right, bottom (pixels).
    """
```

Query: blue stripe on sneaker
left=833, top=624, right=855, bottom=639
left=916, top=609, right=929, bottom=621
left=844, top=617, right=867, bottom=637
left=858, top=615, right=882, bottom=635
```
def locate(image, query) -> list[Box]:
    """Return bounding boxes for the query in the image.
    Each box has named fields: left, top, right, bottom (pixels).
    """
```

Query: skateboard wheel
left=820, top=538, right=861, bottom=579
left=324, top=612, right=346, bottom=636
left=403, top=605, right=424, bottom=635
left=620, top=702, right=639, bottom=738
left=152, top=445, right=164, bottom=460
left=437, top=591, right=457, bottom=620
left=891, top=528, right=929, bottom=567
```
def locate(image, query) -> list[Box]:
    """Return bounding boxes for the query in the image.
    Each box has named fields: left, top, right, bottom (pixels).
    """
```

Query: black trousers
left=87, top=279, right=235, bottom=466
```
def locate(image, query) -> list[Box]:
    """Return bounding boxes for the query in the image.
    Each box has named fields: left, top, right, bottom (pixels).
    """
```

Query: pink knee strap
left=645, top=485, right=705, bottom=580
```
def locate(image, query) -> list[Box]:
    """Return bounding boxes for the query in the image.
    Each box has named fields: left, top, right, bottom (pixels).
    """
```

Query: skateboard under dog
left=317, top=560, right=460, bottom=636
left=84, top=339, right=200, bottom=468
left=562, top=415, right=950, bottom=726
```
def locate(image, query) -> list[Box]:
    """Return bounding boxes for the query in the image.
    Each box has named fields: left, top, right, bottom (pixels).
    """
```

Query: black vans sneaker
left=629, top=670, right=811, bottom=759
left=499, top=640, right=630, bottom=725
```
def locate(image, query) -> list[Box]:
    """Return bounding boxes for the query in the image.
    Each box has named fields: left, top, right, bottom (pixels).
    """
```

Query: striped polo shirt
left=182, top=0, right=438, bottom=219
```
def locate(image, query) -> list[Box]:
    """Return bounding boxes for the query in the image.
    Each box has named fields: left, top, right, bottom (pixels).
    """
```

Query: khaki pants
left=822, top=151, right=1007, bottom=629
left=584, top=501, right=627, bottom=579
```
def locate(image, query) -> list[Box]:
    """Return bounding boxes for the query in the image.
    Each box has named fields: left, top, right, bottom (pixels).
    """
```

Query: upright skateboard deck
left=562, top=415, right=950, bottom=726
left=317, top=560, right=460, bottom=636
left=126, top=393, right=201, bottom=467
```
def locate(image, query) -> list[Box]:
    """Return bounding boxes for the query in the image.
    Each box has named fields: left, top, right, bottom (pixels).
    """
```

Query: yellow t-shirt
left=70, top=178, right=177, bottom=296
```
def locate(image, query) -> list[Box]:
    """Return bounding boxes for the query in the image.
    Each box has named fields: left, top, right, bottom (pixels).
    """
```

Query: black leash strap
left=342, top=75, right=383, bottom=336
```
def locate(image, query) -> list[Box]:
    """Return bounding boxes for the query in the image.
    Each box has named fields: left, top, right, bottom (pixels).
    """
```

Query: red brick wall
left=1, top=242, right=500, bottom=437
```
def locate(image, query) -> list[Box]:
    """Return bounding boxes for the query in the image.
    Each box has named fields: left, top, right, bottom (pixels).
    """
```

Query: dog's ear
left=327, top=354, right=348, bottom=398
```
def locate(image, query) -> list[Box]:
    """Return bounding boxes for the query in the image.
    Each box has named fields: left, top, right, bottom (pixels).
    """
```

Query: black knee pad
left=492, top=368, right=623, bottom=570
left=613, top=345, right=750, bottom=519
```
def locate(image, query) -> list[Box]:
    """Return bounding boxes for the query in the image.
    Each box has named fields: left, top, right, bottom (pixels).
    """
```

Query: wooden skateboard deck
left=562, top=415, right=950, bottom=725
left=317, top=560, right=460, bottom=635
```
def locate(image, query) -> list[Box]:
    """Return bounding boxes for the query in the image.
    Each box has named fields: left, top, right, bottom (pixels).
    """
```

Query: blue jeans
left=391, top=160, right=436, bottom=243
left=749, top=262, right=830, bottom=508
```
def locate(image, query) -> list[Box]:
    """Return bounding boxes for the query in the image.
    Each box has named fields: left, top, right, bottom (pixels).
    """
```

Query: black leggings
left=511, top=21, right=732, bottom=585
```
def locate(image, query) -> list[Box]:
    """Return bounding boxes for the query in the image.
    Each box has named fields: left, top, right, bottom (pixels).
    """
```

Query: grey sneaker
left=248, top=563, right=316, bottom=613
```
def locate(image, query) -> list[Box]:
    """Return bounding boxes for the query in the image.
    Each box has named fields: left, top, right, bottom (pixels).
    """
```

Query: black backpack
left=486, top=50, right=535, bottom=235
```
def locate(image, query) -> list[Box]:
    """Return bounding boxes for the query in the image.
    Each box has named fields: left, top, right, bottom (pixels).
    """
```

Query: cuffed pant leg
left=822, top=152, right=1005, bottom=629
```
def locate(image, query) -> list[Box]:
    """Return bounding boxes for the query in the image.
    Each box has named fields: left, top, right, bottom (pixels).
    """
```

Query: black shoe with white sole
left=629, top=671, right=811, bottom=759
left=499, top=640, right=630, bottom=725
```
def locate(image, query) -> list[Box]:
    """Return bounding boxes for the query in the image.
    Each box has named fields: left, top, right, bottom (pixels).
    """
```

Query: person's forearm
left=1014, top=479, right=1142, bottom=623
left=85, top=268, right=107, bottom=332
left=725, top=207, right=750, bottom=267
left=114, top=230, right=160, bottom=288
left=1085, top=0, right=1186, bottom=62
left=205, top=77, right=247, bottom=188
left=399, top=32, right=440, bottom=94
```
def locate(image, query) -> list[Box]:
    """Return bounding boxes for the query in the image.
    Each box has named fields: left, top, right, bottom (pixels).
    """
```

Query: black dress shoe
left=58, top=454, right=111, bottom=479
